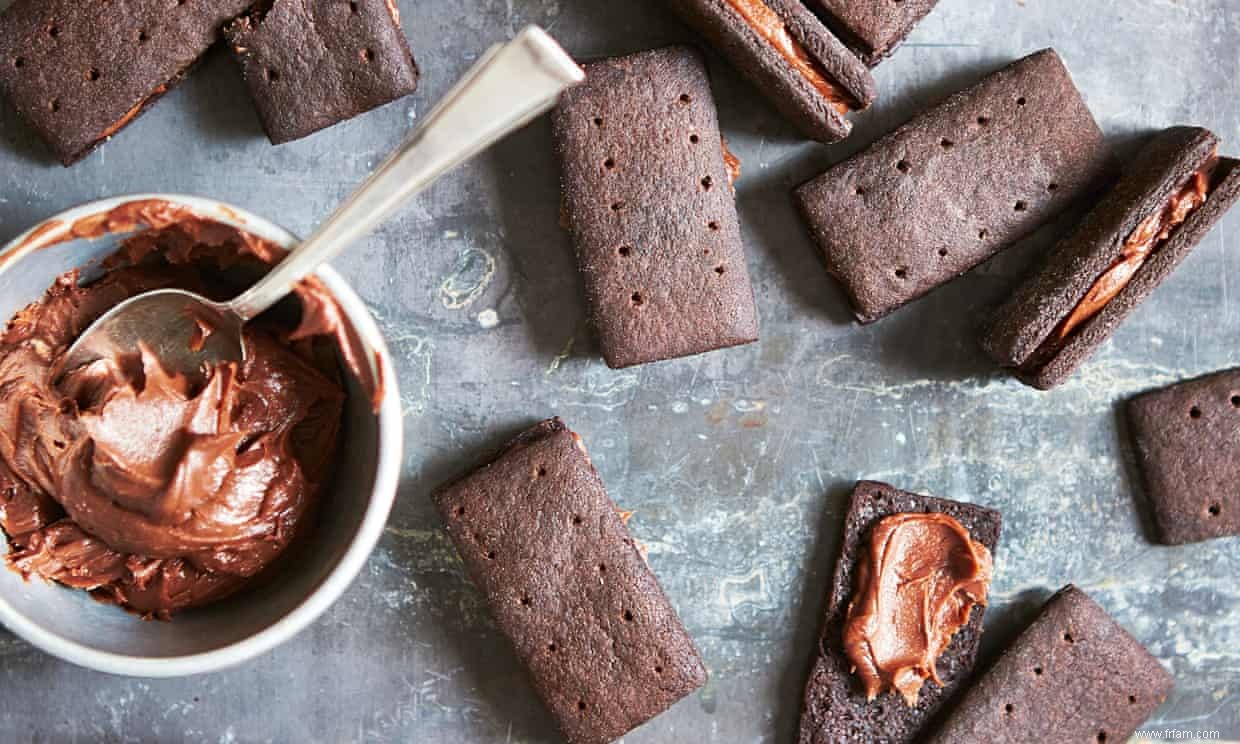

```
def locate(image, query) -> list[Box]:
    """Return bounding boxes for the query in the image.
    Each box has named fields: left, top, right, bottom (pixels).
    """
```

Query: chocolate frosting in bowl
left=0, top=208, right=349, bottom=618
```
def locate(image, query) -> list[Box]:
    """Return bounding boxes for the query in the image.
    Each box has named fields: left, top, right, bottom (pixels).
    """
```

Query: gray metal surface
left=1, top=0, right=1237, bottom=741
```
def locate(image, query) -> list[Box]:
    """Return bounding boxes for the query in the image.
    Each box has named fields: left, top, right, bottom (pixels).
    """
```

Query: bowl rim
left=0, top=193, right=403, bottom=677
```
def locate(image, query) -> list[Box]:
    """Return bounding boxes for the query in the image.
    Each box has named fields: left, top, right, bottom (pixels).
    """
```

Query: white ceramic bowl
left=0, top=194, right=402, bottom=677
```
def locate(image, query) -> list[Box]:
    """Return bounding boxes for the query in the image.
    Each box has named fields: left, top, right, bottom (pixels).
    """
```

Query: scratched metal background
left=1, top=0, right=1237, bottom=742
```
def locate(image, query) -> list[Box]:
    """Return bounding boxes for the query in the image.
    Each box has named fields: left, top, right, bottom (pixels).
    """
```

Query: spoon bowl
left=59, top=289, right=243, bottom=385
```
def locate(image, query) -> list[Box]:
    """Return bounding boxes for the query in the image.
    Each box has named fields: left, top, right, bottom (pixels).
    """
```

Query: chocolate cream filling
left=1024, top=156, right=1217, bottom=370
left=0, top=208, right=353, bottom=618
left=842, top=512, right=993, bottom=706
left=724, top=0, right=859, bottom=114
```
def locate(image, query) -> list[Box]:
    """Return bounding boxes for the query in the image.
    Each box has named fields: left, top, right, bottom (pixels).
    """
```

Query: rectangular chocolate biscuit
left=807, top=0, right=941, bottom=66
left=983, top=127, right=1240, bottom=389
left=226, top=0, right=419, bottom=144
left=551, top=47, right=759, bottom=368
left=432, top=418, right=707, bottom=744
left=667, top=0, right=876, bottom=143
left=798, top=481, right=1002, bottom=744
left=1128, top=368, right=1240, bottom=544
left=927, top=585, right=1173, bottom=744
left=796, top=49, right=1112, bottom=323
left=0, top=0, right=252, bottom=165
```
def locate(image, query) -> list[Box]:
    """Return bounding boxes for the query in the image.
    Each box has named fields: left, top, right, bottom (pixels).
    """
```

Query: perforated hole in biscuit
left=519, top=595, right=531, bottom=606
left=1097, top=732, right=1107, bottom=743
left=87, top=68, right=101, bottom=81
left=1208, top=503, right=1221, bottom=517
left=603, top=157, right=615, bottom=170
left=49, top=99, right=60, bottom=113
left=12, top=57, right=24, bottom=69
left=894, top=268, right=908, bottom=279
left=1230, top=394, right=1239, bottom=407
left=940, top=138, right=954, bottom=149
left=701, top=176, right=713, bottom=191
left=630, top=292, right=643, bottom=306
left=1190, top=406, right=1202, bottom=419
left=454, top=505, right=465, bottom=517
left=349, top=0, right=360, bottom=12
left=1014, top=200, right=1028, bottom=212
left=265, top=68, right=280, bottom=82
left=533, top=464, right=547, bottom=478
left=1017, top=96, right=1028, bottom=106
left=938, top=248, right=948, bottom=257
left=593, top=117, right=603, bottom=127
left=1063, top=632, right=1075, bottom=644
left=1004, top=703, right=1014, bottom=714
left=622, top=609, right=634, bottom=622
left=571, top=514, right=583, bottom=525
left=896, top=159, right=911, bottom=173
left=46, top=24, right=60, bottom=38
left=577, top=701, right=587, bottom=711
left=978, top=229, right=989, bottom=240
left=1047, top=182, right=1059, bottom=192
left=617, top=245, right=632, bottom=257
left=689, top=134, right=699, bottom=144
left=679, top=94, right=691, bottom=104
left=714, top=265, right=726, bottom=276
left=1033, top=666, right=1043, bottom=676
left=610, top=201, right=624, bottom=212
left=977, top=115, right=990, bottom=126
left=137, top=30, right=150, bottom=43
left=708, top=221, right=720, bottom=231
left=547, top=641, right=557, bottom=653
left=361, top=48, right=375, bottom=63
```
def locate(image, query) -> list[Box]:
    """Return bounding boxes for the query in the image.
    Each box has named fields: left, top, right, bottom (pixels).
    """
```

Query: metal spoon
left=59, top=26, right=583, bottom=385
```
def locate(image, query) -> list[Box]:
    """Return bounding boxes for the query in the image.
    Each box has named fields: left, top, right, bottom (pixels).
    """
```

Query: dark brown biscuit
left=795, top=49, right=1112, bottom=324
left=551, top=47, right=759, bottom=368
left=807, top=0, right=941, bottom=66
left=799, top=481, right=1002, bottom=744
left=432, top=418, right=707, bottom=744
left=0, top=0, right=252, bottom=165
left=667, top=0, right=876, bottom=143
left=927, top=585, right=1173, bottom=744
left=225, top=0, right=419, bottom=144
left=983, top=127, right=1240, bottom=389
left=1127, top=368, right=1240, bottom=544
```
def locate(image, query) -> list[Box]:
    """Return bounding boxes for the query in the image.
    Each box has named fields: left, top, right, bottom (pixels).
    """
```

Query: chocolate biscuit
left=667, top=0, right=876, bottom=143
left=1128, top=368, right=1240, bottom=544
left=927, top=585, right=1173, bottom=744
left=551, top=47, right=759, bottom=368
left=807, top=0, right=941, bottom=66
left=432, top=418, right=707, bottom=744
left=0, top=0, right=253, bottom=165
left=226, top=0, right=419, bottom=144
left=799, top=481, right=1002, bottom=744
left=795, top=49, right=1112, bottom=323
left=983, top=127, right=1240, bottom=389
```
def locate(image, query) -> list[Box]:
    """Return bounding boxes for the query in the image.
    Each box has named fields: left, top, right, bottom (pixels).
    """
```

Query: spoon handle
left=227, top=25, right=584, bottom=321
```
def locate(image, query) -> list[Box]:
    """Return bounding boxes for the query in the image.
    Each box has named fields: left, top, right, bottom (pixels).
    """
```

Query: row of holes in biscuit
left=11, top=2, right=195, bottom=69
left=261, top=42, right=376, bottom=83
left=1185, top=393, right=1240, bottom=518
left=448, top=493, right=666, bottom=710
left=588, top=90, right=696, bottom=135
left=1000, top=628, right=1135, bottom=743
left=851, top=94, right=1059, bottom=280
